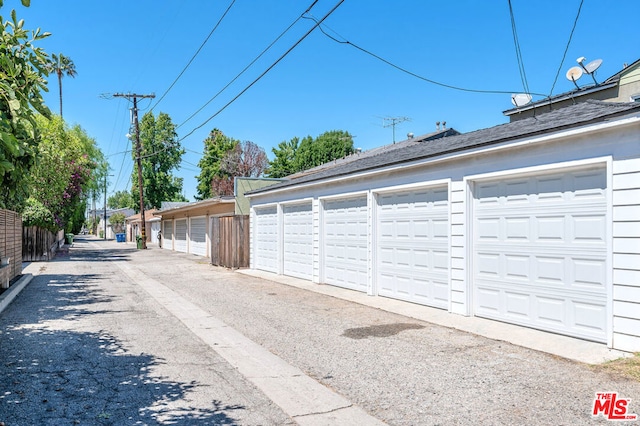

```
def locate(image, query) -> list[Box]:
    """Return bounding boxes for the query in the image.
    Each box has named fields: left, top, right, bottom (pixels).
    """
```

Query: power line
left=177, top=0, right=345, bottom=143
left=548, top=0, right=584, bottom=97
left=508, top=0, right=530, bottom=95
left=178, top=0, right=320, bottom=129
left=304, top=15, right=547, bottom=97
left=150, top=0, right=237, bottom=112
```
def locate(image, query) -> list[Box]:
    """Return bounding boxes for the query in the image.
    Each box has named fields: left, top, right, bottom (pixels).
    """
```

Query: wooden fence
left=22, top=226, right=64, bottom=262
left=211, top=215, right=250, bottom=269
left=0, top=209, right=23, bottom=286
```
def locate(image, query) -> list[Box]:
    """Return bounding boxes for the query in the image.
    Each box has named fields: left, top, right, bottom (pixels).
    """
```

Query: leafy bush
left=22, top=197, right=57, bottom=231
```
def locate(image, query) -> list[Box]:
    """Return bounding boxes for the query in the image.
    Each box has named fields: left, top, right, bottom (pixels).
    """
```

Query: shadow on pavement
left=1, top=253, right=244, bottom=424
left=55, top=236, right=137, bottom=263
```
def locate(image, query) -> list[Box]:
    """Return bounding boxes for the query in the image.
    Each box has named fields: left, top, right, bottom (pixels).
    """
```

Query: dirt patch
left=342, top=323, right=424, bottom=339
left=592, top=353, right=640, bottom=382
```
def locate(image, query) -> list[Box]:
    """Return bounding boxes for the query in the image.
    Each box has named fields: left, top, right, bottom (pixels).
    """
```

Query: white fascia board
left=318, top=190, right=369, bottom=201
left=251, top=113, right=640, bottom=199
left=371, top=178, right=450, bottom=194
left=464, top=156, right=612, bottom=182
left=279, top=197, right=314, bottom=206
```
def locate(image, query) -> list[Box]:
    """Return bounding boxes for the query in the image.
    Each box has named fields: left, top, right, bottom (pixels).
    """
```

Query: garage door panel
left=255, top=207, right=278, bottom=273
left=473, top=167, right=607, bottom=342
left=574, top=301, right=607, bottom=331
left=283, top=203, right=313, bottom=280
left=174, top=219, right=188, bottom=253
left=377, top=187, right=449, bottom=309
left=163, top=220, right=173, bottom=250
left=190, top=217, right=207, bottom=257
left=323, top=197, right=368, bottom=292
left=572, top=214, right=606, bottom=241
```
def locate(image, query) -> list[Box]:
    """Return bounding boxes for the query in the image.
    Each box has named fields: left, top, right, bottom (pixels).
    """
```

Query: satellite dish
left=584, top=58, right=603, bottom=74
left=511, top=93, right=532, bottom=107
left=566, top=66, right=583, bottom=89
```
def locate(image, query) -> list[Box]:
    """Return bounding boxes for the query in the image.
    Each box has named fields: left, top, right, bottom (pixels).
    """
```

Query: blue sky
left=3, top=0, right=638, bottom=203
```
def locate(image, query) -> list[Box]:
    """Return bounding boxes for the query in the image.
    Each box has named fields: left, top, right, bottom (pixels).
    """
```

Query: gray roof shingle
left=250, top=100, right=640, bottom=195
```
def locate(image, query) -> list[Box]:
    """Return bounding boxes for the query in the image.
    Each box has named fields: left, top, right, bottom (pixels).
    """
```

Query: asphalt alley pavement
left=1, top=236, right=639, bottom=425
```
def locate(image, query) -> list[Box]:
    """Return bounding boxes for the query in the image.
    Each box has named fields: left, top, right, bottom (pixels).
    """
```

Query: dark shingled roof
left=287, top=127, right=459, bottom=179
left=249, top=100, right=640, bottom=195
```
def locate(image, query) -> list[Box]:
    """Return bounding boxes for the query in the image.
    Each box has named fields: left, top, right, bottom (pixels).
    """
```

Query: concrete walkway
left=113, top=258, right=384, bottom=425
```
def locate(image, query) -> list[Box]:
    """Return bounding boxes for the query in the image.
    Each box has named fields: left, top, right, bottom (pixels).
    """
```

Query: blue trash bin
left=116, top=233, right=125, bottom=243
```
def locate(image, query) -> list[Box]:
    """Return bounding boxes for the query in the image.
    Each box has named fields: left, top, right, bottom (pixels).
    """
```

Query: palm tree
left=49, top=53, right=77, bottom=118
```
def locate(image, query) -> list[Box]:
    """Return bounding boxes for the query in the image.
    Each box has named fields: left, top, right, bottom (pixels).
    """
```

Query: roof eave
left=153, top=198, right=235, bottom=216
left=503, top=82, right=617, bottom=116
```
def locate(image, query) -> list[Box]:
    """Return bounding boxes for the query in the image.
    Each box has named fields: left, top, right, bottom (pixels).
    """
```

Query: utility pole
left=113, top=93, right=155, bottom=249
left=383, top=116, right=411, bottom=144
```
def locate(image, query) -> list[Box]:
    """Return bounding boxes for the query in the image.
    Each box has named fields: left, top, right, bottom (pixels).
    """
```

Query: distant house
left=91, top=208, right=134, bottom=239
left=247, top=100, right=640, bottom=353
left=504, top=58, right=640, bottom=121
left=125, top=209, right=160, bottom=244
left=155, top=177, right=284, bottom=262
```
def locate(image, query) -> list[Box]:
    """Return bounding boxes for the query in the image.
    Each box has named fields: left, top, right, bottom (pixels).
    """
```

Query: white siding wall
left=612, top=157, right=640, bottom=352
left=450, top=180, right=468, bottom=315
left=312, top=198, right=320, bottom=283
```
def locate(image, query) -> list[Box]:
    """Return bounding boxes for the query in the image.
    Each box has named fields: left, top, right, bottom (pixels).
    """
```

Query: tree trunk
left=58, top=70, right=63, bottom=118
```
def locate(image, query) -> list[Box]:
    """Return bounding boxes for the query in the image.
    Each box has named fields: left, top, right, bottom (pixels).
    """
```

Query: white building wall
left=312, top=198, right=320, bottom=283
left=612, top=157, right=640, bottom=352
left=249, top=116, right=640, bottom=351
left=449, top=180, right=468, bottom=315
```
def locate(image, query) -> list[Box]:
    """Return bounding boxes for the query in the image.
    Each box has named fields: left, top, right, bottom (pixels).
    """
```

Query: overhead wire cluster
left=108, top=0, right=586, bottom=196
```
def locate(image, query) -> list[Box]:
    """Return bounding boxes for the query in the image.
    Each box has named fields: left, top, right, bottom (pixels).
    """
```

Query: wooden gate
left=22, top=226, right=63, bottom=262
left=0, top=209, right=23, bottom=285
left=211, top=215, right=249, bottom=269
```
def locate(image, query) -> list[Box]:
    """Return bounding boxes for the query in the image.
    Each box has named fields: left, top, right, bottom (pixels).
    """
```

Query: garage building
left=247, top=101, right=640, bottom=352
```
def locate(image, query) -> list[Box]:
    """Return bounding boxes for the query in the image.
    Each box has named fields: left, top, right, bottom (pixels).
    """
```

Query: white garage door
left=323, top=196, right=368, bottom=292
left=150, top=221, right=161, bottom=244
left=190, top=216, right=207, bottom=257
left=163, top=220, right=173, bottom=250
left=254, top=206, right=279, bottom=273
left=174, top=218, right=188, bottom=253
left=283, top=203, right=313, bottom=280
left=473, top=167, right=608, bottom=342
left=377, top=187, right=449, bottom=308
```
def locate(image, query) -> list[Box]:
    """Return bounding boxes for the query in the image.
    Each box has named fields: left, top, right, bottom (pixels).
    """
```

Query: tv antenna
left=511, top=93, right=533, bottom=107
left=382, top=116, right=411, bottom=144
left=566, top=66, right=583, bottom=89
left=577, top=57, right=602, bottom=85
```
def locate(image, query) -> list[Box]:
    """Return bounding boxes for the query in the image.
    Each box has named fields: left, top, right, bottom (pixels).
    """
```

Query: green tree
left=131, top=111, right=186, bottom=210
left=28, top=116, right=101, bottom=232
left=107, top=190, right=132, bottom=209
left=195, top=129, right=237, bottom=199
left=0, top=8, right=52, bottom=211
left=47, top=53, right=76, bottom=118
left=267, top=137, right=299, bottom=178
left=109, top=212, right=125, bottom=234
left=267, top=130, right=354, bottom=178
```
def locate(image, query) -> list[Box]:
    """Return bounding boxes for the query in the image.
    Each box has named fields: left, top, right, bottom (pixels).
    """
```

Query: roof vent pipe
left=442, top=121, right=446, bottom=130
left=436, top=121, right=440, bottom=130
